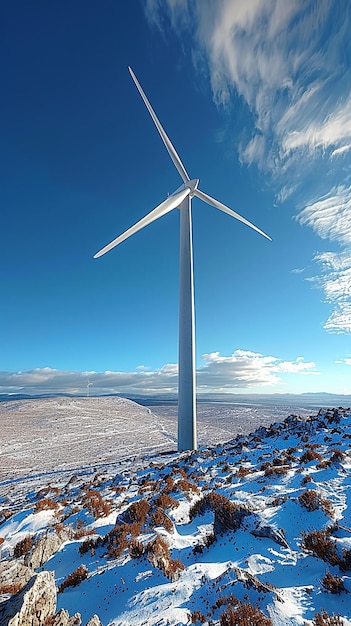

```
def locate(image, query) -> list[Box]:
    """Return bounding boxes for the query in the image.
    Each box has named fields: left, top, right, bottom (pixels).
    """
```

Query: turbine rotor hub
left=187, top=178, right=200, bottom=197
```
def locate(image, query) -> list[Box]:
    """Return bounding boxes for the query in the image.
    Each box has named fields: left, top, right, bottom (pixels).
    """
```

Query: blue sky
left=1, top=0, right=351, bottom=397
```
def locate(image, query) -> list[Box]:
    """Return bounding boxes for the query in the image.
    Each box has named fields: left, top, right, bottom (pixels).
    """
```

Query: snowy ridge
left=1, top=407, right=351, bottom=625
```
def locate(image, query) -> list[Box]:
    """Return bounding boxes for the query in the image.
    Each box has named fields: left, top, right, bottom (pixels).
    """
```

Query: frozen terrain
left=0, top=396, right=316, bottom=485
left=0, top=400, right=351, bottom=625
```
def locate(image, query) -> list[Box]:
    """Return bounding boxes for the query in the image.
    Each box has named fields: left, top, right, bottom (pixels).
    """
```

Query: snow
left=1, top=400, right=351, bottom=625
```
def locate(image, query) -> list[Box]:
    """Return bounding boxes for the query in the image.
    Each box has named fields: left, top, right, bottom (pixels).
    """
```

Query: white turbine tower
left=94, top=67, right=271, bottom=452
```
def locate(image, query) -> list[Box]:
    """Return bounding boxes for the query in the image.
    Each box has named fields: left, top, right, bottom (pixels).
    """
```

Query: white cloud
left=0, top=351, right=318, bottom=395
left=145, top=0, right=351, bottom=333
left=198, top=350, right=317, bottom=391
left=305, top=250, right=351, bottom=333
left=323, top=303, right=351, bottom=334
left=297, top=187, right=351, bottom=246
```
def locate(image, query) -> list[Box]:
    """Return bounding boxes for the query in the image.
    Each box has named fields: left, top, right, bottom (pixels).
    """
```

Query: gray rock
left=251, top=524, right=289, bottom=548
left=86, top=616, right=102, bottom=626
left=24, top=529, right=71, bottom=570
left=50, top=608, right=82, bottom=626
left=0, top=560, right=34, bottom=595
left=0, top=570, right=56, bottom=626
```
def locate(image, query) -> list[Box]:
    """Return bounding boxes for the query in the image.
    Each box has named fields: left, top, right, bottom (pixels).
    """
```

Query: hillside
left=1, top=407, right=351, bottom=625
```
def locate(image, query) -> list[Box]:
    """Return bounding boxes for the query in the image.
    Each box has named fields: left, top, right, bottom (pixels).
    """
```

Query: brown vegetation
left=298, top=489, right=334, bottom=516
left=219, top=600, right=272, bottom=625
left=189, top=492, right=250, bottom=532
left=0, top=582, right=24, bottom=595
left=310, top=609, right=345, bottom=625
left=321, top=570, right=346, bottom=594
left=300, top=449, right=323, bottom=464
left=154, top=494, right=178, bottom=511
left=301, top=530, right=339, bottom=566
left=82, top=488, right=111, bottom=518
left=126, top=499, right=150, bottom=525
left=34, top=498, right=59, bottom=513
left=58, top=564, right=88, bottom=593
left=13, top=535, right=34, bottom=558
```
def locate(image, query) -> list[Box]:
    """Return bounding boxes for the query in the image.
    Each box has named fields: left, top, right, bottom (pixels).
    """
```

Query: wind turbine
left=94, top=67, right=271, bottom=452
left=86, top=378, right=93, bottom=398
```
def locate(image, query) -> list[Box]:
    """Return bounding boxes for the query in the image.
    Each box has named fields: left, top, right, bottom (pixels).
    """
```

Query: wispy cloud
left=297, top=187, right=351, bottom=246
left=0, top=350, right=318, bottom=395
left=145, top=0, right=351, bottom=333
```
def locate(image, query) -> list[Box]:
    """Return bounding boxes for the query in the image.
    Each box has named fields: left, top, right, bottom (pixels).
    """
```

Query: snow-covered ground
left=0, top=396, right=315, bottom=485
left=1, top=400, right=351, bottom=625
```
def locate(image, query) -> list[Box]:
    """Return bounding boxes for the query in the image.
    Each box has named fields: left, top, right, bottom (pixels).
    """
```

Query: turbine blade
left=128, top=66, right=190, bottom=184
left=194, top=188, right=272, bottom=241
left=94, top=187, right=190, bottom=258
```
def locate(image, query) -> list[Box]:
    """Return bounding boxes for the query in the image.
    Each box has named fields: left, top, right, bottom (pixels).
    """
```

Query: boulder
left=0, top=570, right=56, bottom=626
left=251, top=523, right=289, bottom=548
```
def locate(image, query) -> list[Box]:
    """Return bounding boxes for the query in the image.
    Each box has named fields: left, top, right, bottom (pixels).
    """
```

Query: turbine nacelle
left=172, top=179, right=200, bottom=205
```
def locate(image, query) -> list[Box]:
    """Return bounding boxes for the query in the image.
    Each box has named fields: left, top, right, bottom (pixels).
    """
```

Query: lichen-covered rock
left=0, top=570, right=56, bottom=626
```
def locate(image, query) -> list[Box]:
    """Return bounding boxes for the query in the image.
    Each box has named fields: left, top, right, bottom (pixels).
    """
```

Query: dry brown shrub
left=13, top=535, right=34, bottom=558
left=107, top=537, right=128, bottom=559
left=129, top=539, right=144, bottom=559
left=340, top=548, right=351, bottom=572
left=0, top=582, right=23, bottom=595
left=330, top=449, right=344, bottom=463
left=270, top=495, right=288, bottom=507
left=165, top=558, right=185, bottom=581
left=191, top=610, right=206, bottom=623
left=104, top=521, right=142, bottom=560
left=220, top=600, right=272, bottom=625
left=189, top=492, right=250, bottom=533
left=154, top=494, right=178, bottom=510
left=34, top=498, right=59, bottom=513
left=74, top=527, right=96, bottom=540
left=111, top=485, right=126, bottom=494
left=177, top=479, right=199, bottom=494
left=150, top=508, right=174, bottom=532
left=300, top=450, right=323, bottom=464
left=299, top=489, right=321, bottom=511
left=176, top=467, right=188, bottom=479
left=321, top=570, right=346, bottom=594
left=36, top=486, right=61, bottom=499
left=301, top=530, right=340, bottom=566
left=236, top=466, right=251, bottom=478
left=58, top=564, right=88, bottom=593
left=302, top=474, right=313, bottom=485
left=311, top=609, right=345, bottom=625
left=79, top=536, right=102, bottom=555
left=127, top=499, right=150, bottom=525
left=264, top=466, right=289, bottom=477
left=162, top=476, right=176, bottom=494
left=82, top=489, right=111, bottom=518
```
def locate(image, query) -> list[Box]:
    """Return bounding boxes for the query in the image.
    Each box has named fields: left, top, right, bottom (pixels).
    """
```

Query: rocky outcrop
left=0, top=560, right=34, bottom=595
left=0, top=570, right=56, bottom=625
left=50, top=609, right=82, bottom=625
left=24, top=529, right=71, bottom=570
left=251, top=523, right=289, bottom=548
left=86, top=616, right=102, bottom=626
